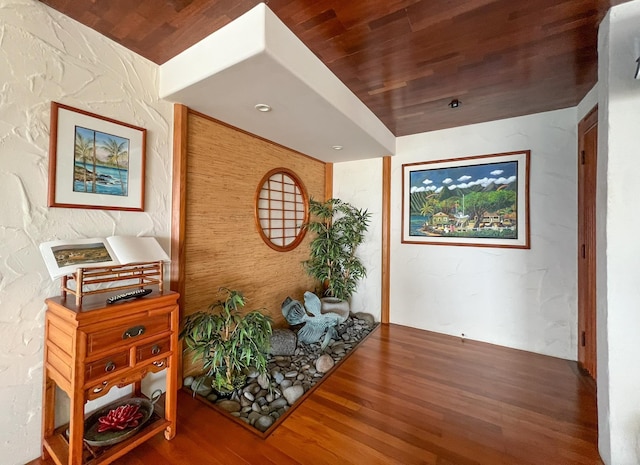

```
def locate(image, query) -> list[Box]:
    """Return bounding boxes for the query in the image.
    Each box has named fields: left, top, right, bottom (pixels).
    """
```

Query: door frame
left=577, top=105, right=598, bottom=380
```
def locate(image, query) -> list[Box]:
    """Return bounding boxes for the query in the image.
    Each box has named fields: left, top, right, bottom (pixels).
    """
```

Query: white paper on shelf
left=39, top=236, right=170, bottom=279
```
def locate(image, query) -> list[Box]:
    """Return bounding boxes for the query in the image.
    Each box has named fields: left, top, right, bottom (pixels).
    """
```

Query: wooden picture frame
left=48, top=102, right=146, bottom=211
left=402, top=150, right=530, bottom=249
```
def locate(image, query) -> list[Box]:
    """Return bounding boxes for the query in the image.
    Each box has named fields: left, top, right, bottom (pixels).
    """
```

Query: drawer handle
left=105, top=361, right=116, bottom=372
left=153, top=360, right=165, bottom=368
left=123, top=325, right=146, bottom=339
left=93, top=381, right=108, bottom=394
left=151, top=344, right=161, bottom=355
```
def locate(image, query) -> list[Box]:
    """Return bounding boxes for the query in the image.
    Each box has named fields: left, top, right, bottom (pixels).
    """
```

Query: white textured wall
left=391, top=109, right=578, bottom=359
left=333, top=158, right=384, bottom=320
left=0, top=1, right=172, bottom=463
left=597, top=2, right=640, bottom=463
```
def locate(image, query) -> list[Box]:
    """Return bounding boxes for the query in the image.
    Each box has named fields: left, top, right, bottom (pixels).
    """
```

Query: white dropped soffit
left=159, top=2, right=396, bottom=163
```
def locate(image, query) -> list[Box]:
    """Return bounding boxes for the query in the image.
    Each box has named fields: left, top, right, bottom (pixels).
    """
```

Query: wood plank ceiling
left=39, top=0, right=629, bottom=136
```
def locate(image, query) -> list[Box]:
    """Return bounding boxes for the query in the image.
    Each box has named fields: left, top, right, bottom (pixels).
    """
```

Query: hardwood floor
left=32, top=324, right=602, bottom=465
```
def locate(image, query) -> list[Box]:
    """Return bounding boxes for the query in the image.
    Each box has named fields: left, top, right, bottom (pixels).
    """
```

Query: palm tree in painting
left=74, top=132, right=93, bottom=192
left=419, top=193, right=439, bottom=219
left=102, top=137, right=128, bottom=195
left=91, top=131, right=98, bottom=193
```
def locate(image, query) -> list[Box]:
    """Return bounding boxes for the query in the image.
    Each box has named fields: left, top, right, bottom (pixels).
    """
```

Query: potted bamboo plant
left=180, top=287, right=272, bottom=395
left=303, top=198, right=371, bottom=311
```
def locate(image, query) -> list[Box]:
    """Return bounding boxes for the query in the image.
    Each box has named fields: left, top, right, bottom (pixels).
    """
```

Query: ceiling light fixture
left=331, top=145, right=343, bottom=151
left=255, top=103, right=272, bottom=112
left=448, top=99, right=461, bottom=109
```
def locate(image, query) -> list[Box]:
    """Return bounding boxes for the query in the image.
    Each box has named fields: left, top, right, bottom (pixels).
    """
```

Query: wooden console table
left=41, top=290, right=179, bottom=465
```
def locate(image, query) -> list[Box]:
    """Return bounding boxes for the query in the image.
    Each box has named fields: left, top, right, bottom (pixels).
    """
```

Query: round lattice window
left=255, top=168, right=308, bottom=251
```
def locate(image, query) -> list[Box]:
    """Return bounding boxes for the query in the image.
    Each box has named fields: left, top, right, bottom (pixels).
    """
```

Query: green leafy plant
left=303, top=198, right=372, bottom=301
left=180, top=288, right=272, bottom=394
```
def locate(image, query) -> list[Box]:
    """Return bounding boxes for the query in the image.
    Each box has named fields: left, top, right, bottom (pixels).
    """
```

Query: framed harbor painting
left=48, top=102, right=146, bottom=211
left=402, top=150, right=530, bottom=249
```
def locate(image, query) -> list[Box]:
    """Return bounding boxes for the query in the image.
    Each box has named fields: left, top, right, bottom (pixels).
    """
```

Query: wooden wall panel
left=170, top=104, right=188, bottom=302
left=183, top=112, right=325, bottom=347
left=381, top=156, right=391, bottom=324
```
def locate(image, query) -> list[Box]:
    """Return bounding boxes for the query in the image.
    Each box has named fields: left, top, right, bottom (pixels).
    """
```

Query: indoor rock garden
left=180, top=198, right=376, bottom=434
left=181, top=289, right=377, bottom=433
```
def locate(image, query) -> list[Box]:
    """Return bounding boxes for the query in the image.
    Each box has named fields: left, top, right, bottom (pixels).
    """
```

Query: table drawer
left=85, top=352, right=129, bottom=382
left=136, top=337, right=171, bottom=363
left=87, top=314, right=170, bottom=355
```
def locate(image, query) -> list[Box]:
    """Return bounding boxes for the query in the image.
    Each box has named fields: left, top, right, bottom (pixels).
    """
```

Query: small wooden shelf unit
left=41, top=280, right=179, bottom=465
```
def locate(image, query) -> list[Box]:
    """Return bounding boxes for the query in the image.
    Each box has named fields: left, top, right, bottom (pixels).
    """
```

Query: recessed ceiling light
left=255, top=103, right=272, bottom=112
left=331, top=145, right=343, bottom=150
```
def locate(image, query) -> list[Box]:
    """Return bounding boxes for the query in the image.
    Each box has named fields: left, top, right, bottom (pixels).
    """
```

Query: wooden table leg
left=41, top=373, right=55, bottom=460
left=68, top=393, right=85, bottom=465
left=164, top=355, right=177, bottom=440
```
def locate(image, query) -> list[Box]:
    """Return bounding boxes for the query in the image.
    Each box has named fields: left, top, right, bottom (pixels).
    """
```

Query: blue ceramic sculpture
left=281, top=292, right=342, bottom=349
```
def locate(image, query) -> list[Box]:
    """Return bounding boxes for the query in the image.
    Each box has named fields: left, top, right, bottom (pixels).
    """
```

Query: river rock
left=273, top=371, right=285, bottom=384
left=331, top=341, right=345, bottom=351
left=315, top=354, right=335, bottom=373
left=217, top=400, right=241, bottom=413
left=193, top=383, right=212, bottom=397
left=270, top=397, right=288, bottom=409
left=280, top=379, right=292, bottom=390
left=270, top=328, right=297, bottom=356
left=250, top=384, right=261, bottom=395
left=352, top=312, right=376, bottom=326
left=255, top=415, right=275, bottom=432
left=257, top=373, right=270, bottom=390
left=283, top=385, right=304, bottom=405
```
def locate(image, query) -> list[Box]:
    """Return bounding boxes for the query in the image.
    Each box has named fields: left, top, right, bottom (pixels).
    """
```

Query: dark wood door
left=578, top=106, right=597, bottom=380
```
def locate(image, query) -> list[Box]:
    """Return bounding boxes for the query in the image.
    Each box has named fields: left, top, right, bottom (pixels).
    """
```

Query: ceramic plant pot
left=320, top=297, right=350, bottom=323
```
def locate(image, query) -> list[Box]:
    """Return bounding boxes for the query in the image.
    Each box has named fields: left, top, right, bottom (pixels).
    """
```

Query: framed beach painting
left=402, top=150, right=530, bottom=249
left=48, top=102, right=146, bottom=211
